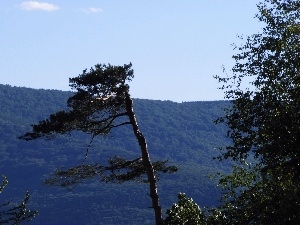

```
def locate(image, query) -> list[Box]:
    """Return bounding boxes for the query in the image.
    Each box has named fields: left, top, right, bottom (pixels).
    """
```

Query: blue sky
left=0, top=1, right=262, bottom=102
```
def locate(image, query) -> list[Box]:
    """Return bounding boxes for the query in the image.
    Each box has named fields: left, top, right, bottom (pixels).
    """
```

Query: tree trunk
left=125, top=92, right=163, bottom=225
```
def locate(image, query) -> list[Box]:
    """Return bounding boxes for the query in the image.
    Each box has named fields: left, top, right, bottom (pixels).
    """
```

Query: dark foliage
left=211, top=0, right=300, bottom=224
left=0, top=176, right=38, bottom=225
left=20, top=63, right=134, bottom=140
left=44, top=157, right=177, bottom=186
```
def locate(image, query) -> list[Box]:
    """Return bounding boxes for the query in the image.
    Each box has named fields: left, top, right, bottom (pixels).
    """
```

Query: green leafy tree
left=0, top=176, right=38, bottom=224
left=164, top=193, right=206, bottom=225
left=211, top=0, right=300, bottom=224
left=19, top=63, right=176, bottom=225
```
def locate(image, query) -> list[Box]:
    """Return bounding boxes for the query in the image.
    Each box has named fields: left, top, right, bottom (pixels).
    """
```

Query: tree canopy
left=164, top=193, right=205, bottom=225
left=212, top=0, right=300, bottom=224
left=21, top=63, right=134, bottom=140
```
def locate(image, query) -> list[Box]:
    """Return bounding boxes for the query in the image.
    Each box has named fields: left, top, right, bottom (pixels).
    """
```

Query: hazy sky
left=0, top=1, right=262, bottom=102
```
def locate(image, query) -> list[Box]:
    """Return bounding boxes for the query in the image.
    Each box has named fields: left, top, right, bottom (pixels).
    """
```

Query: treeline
left=0, top=84, right=230, bottom=224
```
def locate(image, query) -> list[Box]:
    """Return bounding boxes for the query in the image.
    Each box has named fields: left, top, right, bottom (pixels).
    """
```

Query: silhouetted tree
left=20, top=63, right=176, bottom=225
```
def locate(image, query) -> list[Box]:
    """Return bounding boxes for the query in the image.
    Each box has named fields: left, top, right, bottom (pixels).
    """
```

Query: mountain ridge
left=0, top=84, right=230, bottom=224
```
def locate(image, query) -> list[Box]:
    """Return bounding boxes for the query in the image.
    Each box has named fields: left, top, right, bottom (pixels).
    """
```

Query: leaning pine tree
left=210, top=0, right=300, bottom=224
left=20, top=63, right=176, bottom=225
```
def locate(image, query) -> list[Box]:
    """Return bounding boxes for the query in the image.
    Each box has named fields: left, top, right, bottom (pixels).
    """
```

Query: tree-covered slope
left=0, top=84, right=230, bottom=225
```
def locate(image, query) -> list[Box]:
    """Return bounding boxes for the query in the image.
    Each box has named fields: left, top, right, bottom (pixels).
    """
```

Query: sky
left=0, top=1, right=262, bottom=102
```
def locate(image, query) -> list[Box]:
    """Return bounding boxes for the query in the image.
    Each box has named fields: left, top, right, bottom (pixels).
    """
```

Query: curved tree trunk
left=125, top=92, right=163, bottom=225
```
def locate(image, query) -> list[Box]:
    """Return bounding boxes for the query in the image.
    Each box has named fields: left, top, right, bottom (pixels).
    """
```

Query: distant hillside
left=0, top=84, right=230, bottom=225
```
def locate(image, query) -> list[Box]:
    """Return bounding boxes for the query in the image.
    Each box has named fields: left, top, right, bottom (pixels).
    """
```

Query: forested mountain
left=0, top=84, right=230, bottom=225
